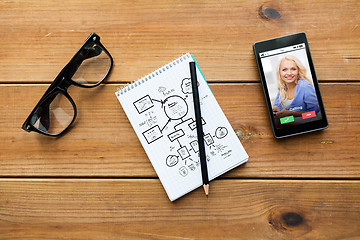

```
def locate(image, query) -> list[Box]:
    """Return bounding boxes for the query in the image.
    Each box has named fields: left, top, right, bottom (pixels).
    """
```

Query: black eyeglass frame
left=22, top=33, right=113, bottom=136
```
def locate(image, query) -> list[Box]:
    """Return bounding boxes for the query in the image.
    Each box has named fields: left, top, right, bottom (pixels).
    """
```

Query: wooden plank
left=0, top=179, right=359, bottom=239
left=0, top=0, right=359, bottom=83
left=1, top=83, right=359, bottom=178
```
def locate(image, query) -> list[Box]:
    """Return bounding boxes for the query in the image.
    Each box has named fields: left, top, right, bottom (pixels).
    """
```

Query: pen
left=189, top=61, right=209, bottom=198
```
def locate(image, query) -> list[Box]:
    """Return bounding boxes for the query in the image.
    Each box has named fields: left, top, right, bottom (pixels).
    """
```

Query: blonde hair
left=276, top=56, right=312, bottom=108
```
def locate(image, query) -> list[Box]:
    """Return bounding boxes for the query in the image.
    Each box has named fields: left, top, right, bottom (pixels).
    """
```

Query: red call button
left=302, top=111, right=316, bottom=119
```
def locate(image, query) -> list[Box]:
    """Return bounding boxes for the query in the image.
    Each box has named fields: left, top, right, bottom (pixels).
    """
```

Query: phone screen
left=258, top=43, right=324, bottom=130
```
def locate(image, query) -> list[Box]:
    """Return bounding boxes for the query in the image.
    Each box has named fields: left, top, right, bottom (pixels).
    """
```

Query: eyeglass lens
left=31, top=92, right=75, bottom=135
left=72, top=42, right=112, bottom=86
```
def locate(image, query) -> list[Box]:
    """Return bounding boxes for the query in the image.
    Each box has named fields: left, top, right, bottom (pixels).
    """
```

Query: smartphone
left=253, top=33, right=328, bottom=138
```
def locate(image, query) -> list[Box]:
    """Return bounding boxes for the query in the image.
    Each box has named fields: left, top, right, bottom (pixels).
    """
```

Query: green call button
left=280, top=115, right=294, bottom=124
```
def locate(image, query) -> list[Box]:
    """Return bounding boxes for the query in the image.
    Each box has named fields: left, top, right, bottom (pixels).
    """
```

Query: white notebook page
left=116, top=53, right=248, bottom=201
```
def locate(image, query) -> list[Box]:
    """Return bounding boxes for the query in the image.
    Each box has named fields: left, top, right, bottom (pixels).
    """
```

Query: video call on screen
left=259, top=44, right=322, bottom=129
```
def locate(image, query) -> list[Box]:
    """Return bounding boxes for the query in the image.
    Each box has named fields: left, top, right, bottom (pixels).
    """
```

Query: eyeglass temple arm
left=32, top=44, right=103, bottom=105
left=30, top=44, right=104, bottom=107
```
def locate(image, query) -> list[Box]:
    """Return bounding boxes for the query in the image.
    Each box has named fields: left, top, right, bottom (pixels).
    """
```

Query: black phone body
left=253, top=33, right=328, bottom=138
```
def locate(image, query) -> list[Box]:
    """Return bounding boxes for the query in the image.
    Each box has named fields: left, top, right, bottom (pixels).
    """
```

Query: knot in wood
left=259, top=4, right=281, bottom=20
left=268, top=208, right=311, bottom=235
left=281, top=212, right=303, bottom=227
left=235, top=127, right=254, bottom=142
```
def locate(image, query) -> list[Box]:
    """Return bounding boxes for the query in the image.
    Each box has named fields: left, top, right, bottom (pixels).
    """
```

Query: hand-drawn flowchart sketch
left=116, top=54, right=248, bottom=201
left=132, top=77, right=232, bottom=178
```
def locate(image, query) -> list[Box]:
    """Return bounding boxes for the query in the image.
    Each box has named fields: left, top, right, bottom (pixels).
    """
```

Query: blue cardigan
left=273, top=79, right=320, bottom=113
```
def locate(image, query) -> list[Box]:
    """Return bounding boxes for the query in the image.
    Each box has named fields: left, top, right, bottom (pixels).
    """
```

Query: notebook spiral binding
left=116, top=53, right=191, bottom=96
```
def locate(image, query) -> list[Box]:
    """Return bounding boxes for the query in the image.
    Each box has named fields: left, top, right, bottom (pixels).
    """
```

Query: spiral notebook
left=115, top=53, right=248, bottom=201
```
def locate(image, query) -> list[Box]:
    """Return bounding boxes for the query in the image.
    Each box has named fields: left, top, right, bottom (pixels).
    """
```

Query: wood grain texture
left=1, top=83, right=359, bottom=178
left=0, top=0, right=359, bottom=83
left=1, top=179, right=360, bottom=240
left=1, top=1, right=360, bottom=238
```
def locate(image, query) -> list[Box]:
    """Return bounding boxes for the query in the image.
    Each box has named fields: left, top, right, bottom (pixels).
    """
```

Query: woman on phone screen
left=272, top=55, right=319, bottom=119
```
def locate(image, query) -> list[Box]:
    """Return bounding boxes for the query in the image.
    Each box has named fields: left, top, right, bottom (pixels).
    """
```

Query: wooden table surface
left=1, top=1, right=360, bottom=239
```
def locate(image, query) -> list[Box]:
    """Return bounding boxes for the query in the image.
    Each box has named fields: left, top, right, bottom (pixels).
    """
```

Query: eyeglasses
left=22, top=33, right=113, bottom=136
